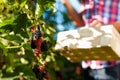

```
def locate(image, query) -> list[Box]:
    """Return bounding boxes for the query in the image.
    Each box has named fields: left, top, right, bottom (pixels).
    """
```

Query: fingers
left=90, top=20, right=102, bottom=27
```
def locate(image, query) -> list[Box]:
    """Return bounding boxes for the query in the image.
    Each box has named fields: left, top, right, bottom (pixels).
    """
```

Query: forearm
left=61, top=0, right=84, bottom=27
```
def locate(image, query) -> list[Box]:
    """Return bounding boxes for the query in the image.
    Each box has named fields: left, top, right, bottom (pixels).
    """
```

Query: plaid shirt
left=81, top=60, right=116, bottom=69
left=69, top=0, right=120, bottom=69
left=70, top=0, right=120, bottom=26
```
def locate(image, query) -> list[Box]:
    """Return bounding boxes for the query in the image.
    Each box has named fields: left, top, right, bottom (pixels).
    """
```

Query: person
left=61, top=0, right=120, bottom=80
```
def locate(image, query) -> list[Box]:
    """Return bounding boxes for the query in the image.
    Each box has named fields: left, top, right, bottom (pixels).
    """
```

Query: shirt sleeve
left=68, top=0, right=84, bottom=13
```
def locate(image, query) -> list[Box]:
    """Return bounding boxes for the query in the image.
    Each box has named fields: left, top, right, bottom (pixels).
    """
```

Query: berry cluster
left=30, top=25, right=49, bottom=57
left=29, top=25, right=50, bottom=80
left=32, top=64, right=50, bottom=80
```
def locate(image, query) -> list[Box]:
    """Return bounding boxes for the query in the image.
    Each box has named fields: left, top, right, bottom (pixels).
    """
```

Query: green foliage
left=0, top=0, right=81, bottom=80
left=0, top=0, right=59, bottom=80
left=0, top=19, right=15, bottom=27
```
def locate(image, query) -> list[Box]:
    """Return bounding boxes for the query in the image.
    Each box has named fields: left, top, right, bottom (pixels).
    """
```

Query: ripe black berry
left=32, top=64, right=44, bottom=80
left=40, top=40, right=49, bottom=51
left=30, top=40, right=36, bottom=49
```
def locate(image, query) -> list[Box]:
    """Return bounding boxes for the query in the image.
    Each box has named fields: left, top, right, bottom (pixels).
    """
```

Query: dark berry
left=32, top=64, right=39, bottom=74
left=44, top=73, right=50, bottom=80
left=32, top=64, right=44, bottom=80
left=40, top=40, right=49, bottom=51
left=30, top=33, right=36, bottom=49
left=30, top=40, right=36, bottom=49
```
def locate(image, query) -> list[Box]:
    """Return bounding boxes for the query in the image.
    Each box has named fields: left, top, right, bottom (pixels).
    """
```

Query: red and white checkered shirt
left=81, top=60, right=116, bottom=69
left=70, top=0, right=120, bottom=26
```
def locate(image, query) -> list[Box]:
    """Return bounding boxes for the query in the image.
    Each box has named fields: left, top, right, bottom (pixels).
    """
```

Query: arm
left=61, top=0, right=85, bottom=27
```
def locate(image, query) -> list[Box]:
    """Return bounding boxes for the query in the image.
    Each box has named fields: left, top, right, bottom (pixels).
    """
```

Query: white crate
left=55, top=25, right=120, bottom=62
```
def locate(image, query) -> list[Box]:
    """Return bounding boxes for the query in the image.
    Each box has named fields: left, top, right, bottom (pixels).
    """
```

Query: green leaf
left=5, top=53, right=14, bottom=67
left=20, top=0, right=27, bottom=8
left=4, top=35, right=23, bottom=43
left=14, top=13, right=28, bottom=29
left=7, top=0, right=16, bottom=3
left=0, top=42, right=6, bottom=54
left=13, top=13, right=29, bottom=38
left=7, top=48, right=21, bottom=54
left=0, top=42, right=5, bottom=50
left=19, top=29, right=29, bottom=38
left=22, top=43, right=31, bottom=50
left=0, top=19, right=15, bottom=27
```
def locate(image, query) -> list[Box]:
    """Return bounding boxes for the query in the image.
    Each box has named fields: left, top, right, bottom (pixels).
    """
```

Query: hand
left=113, top=21, right=120, bottom=32
left=90, top=20, right=102, bottom=27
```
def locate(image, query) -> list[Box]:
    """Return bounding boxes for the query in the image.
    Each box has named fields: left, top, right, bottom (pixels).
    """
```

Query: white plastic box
left=55, top=25, right=120, bottom=62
